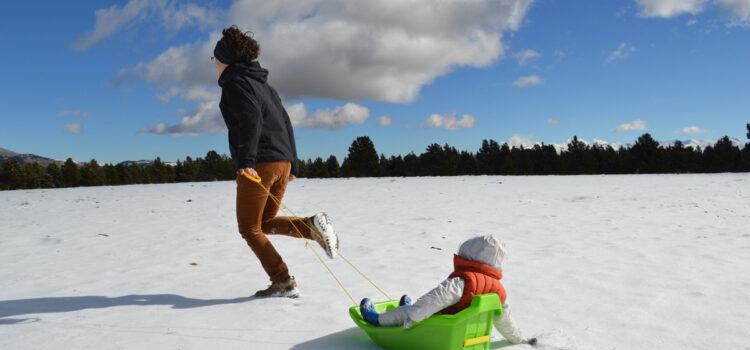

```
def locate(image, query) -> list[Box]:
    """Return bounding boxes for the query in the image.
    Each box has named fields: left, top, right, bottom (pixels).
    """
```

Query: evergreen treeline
left=0, top=151, right=236, bottom=191
left=2, top=127, right=749, bottom=191
left=297, top=132, right=750, bottom=178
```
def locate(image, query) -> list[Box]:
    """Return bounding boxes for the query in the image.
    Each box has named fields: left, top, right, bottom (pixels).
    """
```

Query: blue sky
left=1, top=0, right=748, bottom=164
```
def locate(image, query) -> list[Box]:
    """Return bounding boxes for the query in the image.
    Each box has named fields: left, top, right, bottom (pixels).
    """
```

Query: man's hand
left=288, top=174, right=296, bottom=182
left=240, top=168, right=258, bottom=179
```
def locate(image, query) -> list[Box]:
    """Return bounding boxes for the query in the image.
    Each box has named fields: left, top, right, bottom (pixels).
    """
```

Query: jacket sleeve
left=284, top=109, right=299, bottom=176
left=402, top=277, right=464, bottom=327
left=494, top=303, right=528, bottom=344
left=221, top=79, right=262, bottom=170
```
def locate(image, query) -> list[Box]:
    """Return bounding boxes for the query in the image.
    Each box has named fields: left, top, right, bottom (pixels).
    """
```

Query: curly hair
left=219, top=25, right=260, bottom=63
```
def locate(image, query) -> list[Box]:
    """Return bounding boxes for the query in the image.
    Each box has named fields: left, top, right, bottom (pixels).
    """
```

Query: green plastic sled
left=349, top=293, right=503, bottom=350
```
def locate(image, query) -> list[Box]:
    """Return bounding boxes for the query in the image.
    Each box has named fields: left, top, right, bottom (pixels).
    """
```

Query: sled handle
left=464, top=335, right=491, bottom=347
left=242, top=172, right=262, bottom=183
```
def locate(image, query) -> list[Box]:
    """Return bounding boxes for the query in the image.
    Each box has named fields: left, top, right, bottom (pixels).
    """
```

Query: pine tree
left=0, top=160, right=23, bottom=190
left=378, top=154, right=390, bottom=177
left=498, top=143, right=515, bottom=175
left=384, top=155, right=406, bottom=177
left=325, top=155, right=340, bottom=178
left=629, top=133, right=664, bottom=174
left=199, top=151, right=225, bottom=181
left=457, top=151, right=477, bottom=175
left=102, top=164, right=121, bottom=185
left=741, top=124, right=750, bottom=171
left=129, top=163, right=144, bottom=184
left=219, top=154, right=236, bottom=180
left=297, top=159, right=310, bottom=178
left=22, top=163, right=43, bottom=189
left=341, top=136, right=380, bottom=177
left=538, top=144, right=563, bottom=175
left=476, top=139, right=501, bottom=175
left=309, top=157, right=329, bottom=178
left=709, top=136, right=741, bottom=172
left=562, top=136, right=588, bottom=174
left=46, top=163, right=62, bottom=188
left=79, top=159, right=103, bottom=186
left=115, top=163, right=130, bottom=184
left=419, top=143, right=459, bottom=176
left=61, top=158, right=80, bottom=187
left=182, top=157, right=200, bottom=182
left=741, top=143, right=750, bottom=172
left=403, top=152, right=420, bottom=177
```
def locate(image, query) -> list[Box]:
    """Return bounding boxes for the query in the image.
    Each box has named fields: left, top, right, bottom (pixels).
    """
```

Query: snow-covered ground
left=2, top=174, right=749, bottom=349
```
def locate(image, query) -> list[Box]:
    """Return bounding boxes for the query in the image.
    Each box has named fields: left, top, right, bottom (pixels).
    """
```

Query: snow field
left=1, top=174, right=749, bottom=349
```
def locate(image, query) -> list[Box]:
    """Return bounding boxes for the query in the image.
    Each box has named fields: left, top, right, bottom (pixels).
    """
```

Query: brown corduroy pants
left=236, top=161, right=314, bottom=283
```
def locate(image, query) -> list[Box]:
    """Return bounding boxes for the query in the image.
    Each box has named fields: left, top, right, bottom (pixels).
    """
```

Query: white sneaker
left=310, top=212, right=338, bottom=259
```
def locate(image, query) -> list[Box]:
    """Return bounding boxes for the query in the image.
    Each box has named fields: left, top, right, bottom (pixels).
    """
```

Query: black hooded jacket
left=218, top=61, right=299, bottom=175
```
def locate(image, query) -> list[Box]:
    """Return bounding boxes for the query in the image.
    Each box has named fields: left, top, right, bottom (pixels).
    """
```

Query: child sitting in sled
left=360, top=234, right=537, bottom=345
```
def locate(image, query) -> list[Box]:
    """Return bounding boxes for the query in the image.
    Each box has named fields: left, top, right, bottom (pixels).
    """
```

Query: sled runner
left=349, top=293, right=503, bottom=350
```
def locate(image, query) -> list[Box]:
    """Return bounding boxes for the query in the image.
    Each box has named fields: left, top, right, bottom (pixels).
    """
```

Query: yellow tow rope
left=243, top=172, right=392, bottom=305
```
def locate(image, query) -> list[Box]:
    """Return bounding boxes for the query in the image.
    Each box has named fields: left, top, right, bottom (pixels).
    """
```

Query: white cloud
left=72, top=0, right=218, bottom=51
left=633, top=0, right=750, bottom=25
left=717, top=0, right=750, bottom=26
left=288, top=102, right=370, bottom=130
left=554, top=50, right=567, bottom=58
left=157, top=87, right=181, bottom=103
left=421, top=113, right=476, bottom=131
left=115, top=0, right=535, bottom=136
left=160, top=2, right=218, bottom=31
left=286, top=103, right=307, bottom=126
left=57, top=110, right=94, bottom=117
left=634, top=0, right=707, bottom=18
left=547, top=119, right=562, bottom=125
left=117, top=0, right=533, bottom=105
left=113, top=39, right=218, bottom=88
left=139, top=96, right=223, bottom=136
left=613, top=120, right=647, bottom=131
left=682, top=126, right=709, bottom=134
left=377, top=115, right=393, bottom=127
left=513, top=75, right=543, bottom=87
left=63, top=123, right=82, bottom=134
left=606, top=43, right=636, bottom=63
left=687, top=19, right=699, bottom=25
left=515, top=49, right=540, bottom=65
left=141, top=85, right=369, bottom=135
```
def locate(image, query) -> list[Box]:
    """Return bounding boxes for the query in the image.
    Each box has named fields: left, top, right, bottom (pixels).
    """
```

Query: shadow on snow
left=0, top=294, right=255, bottom=324
left=290, top=327, right=381, bottom=350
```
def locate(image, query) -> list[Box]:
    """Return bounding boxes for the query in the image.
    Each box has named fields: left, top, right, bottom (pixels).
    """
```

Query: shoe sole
left=255, top=286, right=300, bottom=299
left=314, top=213, right=338, bottom=259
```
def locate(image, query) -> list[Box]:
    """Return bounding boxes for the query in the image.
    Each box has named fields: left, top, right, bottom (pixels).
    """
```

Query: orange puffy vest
left=440, top=254, right=506, bottom=315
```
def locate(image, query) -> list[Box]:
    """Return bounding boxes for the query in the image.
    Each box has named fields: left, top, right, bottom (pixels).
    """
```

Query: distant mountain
left=0, top=147, right=64, bottom=167
left=118, top=160, right=177, bottom=167
left=548, top=137, right=745, bottom=153
left=118, top=160, right=155, bottom=167
left=659, top=137, right=745, bottom=150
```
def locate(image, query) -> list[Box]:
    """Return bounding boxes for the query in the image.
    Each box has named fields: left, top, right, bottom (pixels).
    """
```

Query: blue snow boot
left=360, top=298, right=380, bottom=326
left=399, top=294, right=412, bottom=306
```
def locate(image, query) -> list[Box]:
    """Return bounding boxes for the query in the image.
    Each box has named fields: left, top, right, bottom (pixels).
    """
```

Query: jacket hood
left=218, top=61, right=268, bottom=87
left=457, top=234, right=507, bottom=271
